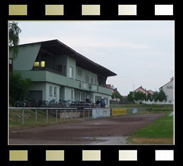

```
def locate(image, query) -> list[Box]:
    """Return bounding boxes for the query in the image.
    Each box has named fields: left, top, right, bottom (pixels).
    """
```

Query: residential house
left=9, top=39, right=117, bottom=107
left=106, top=84, right=122, bottom=101
left=134, top=86, right=154, bottom=98
left=159, top=77, right=174, bottom=103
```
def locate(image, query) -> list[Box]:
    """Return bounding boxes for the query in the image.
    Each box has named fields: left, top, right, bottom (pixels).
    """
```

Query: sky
left=14, top=21, right=174, bottom=96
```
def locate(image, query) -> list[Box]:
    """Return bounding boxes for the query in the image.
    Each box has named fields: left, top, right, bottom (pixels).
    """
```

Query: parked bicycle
left=14, top=98, right=29, bottom=107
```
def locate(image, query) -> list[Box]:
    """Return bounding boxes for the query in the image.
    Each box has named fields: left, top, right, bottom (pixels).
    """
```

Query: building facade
left=159, top=77, right=174, bottom=103
left=9, top=40, right=117, bottom=107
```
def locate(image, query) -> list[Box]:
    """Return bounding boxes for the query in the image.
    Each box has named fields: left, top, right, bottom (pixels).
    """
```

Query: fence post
left=71, top=109, right=73, bottom=119
left=76, top=109, right=77, bottom=119
left=64, top=109, right=65, bottom=121
left=22, top=108, right=24, bottom=125
left=88, top=109, right=89, bottom=120
left=56, top=109, right=57, bottom=122
left=46, top=109, right=48, bottom=123
left=35, top=109, right=37, bottom=124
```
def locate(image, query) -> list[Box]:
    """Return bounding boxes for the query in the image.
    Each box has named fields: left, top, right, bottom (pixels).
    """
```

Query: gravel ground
left=9, top=113, right=166, bottom=145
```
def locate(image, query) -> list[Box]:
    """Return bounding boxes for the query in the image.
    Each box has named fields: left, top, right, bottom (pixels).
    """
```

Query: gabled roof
left=18, top=39, right=117, bottom=77
left=159, top=77, right=174, bottom=89
left=134, top=86, right=154, bottom=94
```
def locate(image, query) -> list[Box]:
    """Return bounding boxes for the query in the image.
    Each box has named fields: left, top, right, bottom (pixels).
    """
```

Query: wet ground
left=9, top=113, right=166, bottom=145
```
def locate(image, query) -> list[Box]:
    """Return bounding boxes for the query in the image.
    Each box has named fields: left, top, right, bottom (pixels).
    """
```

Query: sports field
left=126, top=113, right=173, bottom=144
left=9, top=104, right=173, bottom=145
left=9, top=113, right=170, bottom=145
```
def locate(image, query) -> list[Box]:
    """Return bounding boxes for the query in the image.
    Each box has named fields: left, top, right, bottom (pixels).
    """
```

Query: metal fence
left=9, top=107, right=93, bottom=125
left=9, top=106, right=173, bottom=126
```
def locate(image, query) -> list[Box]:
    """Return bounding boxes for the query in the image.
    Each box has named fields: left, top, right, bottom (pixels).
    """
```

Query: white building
left=159, top=77, right=174, bottom=104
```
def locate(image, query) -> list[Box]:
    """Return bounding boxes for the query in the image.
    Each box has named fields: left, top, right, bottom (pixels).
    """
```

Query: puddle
left=169, top=112, right=173, bottom=116
left=80, top=136, right=129, bottom=145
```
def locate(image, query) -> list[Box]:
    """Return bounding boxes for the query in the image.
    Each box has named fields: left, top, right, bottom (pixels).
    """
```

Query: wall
left=76, top=66, right=98, bottom=85
left=135, top=100, right=174, bottom=105
left=92, top=108, right=110, bottom=119
left=161, top=80, right=174, bottom=103
left=67, top=56, right=76, bottom=79
left=64, top=87, right=74, bottom=101
left=54, top=55, right=67, bottom=71
left=45, top=82, right=60, bottom=102
left=10, top=44, right=41, bottom=70
left=29, top=82, right=46, bottom=100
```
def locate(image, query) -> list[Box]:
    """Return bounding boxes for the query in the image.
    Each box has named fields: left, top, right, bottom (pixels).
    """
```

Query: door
left=28, top=90, right=42, bottom=101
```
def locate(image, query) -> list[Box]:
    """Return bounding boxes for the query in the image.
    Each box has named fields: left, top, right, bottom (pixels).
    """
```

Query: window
left=34, top=61, right=45, bottom=68
left=41, top=61, right=45, bottom=67
left=71, top=90, right=74, bottom=99
left=54, top=87, right=57, bottom=97
left=81, top=93, right=86, bottom=100
left=91, top=77, right=93, bottom=84
left=34, top=62, right=39, bottom=67
left=85, top=74, right=89, bottom=83
left=78, top=68, right=82, bottom=76
left=58, top=65, right=66, bottom=75
left=49, top=86, right=52, bottom=96
left=75, top=91, right=80, bottom=101
left=95, top=78, right=97, bottom=85
left=69, top=66, right=73, bottom=78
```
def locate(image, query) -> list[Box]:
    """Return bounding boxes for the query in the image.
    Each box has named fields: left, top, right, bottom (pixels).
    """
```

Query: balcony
left=20, top=70, right=112, bottom=96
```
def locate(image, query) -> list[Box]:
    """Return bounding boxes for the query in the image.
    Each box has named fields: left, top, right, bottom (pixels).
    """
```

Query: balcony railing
left=32, top=67, right=66, bottom=76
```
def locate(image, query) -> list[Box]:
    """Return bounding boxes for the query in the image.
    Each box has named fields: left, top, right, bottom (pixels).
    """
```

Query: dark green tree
left=127, top=91, right=134, bottom=101
left=9, top=71, right=32, bottom=105
left=112, top=92, right=123, bottom=100
left=158, top=89, right=167, bottom=101
left=153, top=91, right=159, bottom=102
left=9, top=22, right=22, bottom=59
left=134, top=91, right=146, bottom=101
left=147, top=93, right=151, bottom=100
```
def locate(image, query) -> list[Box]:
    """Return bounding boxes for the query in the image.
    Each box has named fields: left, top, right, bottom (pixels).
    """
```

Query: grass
left=126, top=113, right=173, bottom=144
left=110, top=103, right=173, bottom=115
left=9, top=109, right=80, bottom=131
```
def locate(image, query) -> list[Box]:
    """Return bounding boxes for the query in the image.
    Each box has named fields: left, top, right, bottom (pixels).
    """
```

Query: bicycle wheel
left=14, top=101, right=22, bottom=107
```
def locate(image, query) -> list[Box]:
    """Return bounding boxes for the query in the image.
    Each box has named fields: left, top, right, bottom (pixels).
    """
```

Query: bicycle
left=14, top=98, right=28, bottom=107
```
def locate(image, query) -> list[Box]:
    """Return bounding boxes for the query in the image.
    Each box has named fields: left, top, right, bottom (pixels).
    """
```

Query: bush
left=9, top=71, right=32, bottom=105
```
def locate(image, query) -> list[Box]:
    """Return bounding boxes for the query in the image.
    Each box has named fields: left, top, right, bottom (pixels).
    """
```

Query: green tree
left=134, top=91, right=146, bottom=101
left=112, top=92, right=123, bottom=100
left=152, top=90, right=167, bottom=102
left=153, top=91, right=159, bottom=102
left=9, top=71, right=32, bottom=105
left=127, top=91, right=134, bottom=101
left=9, top=22, right=22, bottom=59
left=158, top=89, right=167, bottom=101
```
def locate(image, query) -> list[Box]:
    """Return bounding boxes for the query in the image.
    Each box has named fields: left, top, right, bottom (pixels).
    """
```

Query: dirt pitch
left=9, top=113, right=166, bottom=145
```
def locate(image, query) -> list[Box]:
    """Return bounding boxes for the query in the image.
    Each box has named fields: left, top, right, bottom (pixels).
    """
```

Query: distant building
left=159, top=77, right=174, bottom=103
left=134, top=86, right=154, bottom=98
left=134, top=86, right=154, bottom=95
left=106, top=84, right=122, bottom=101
